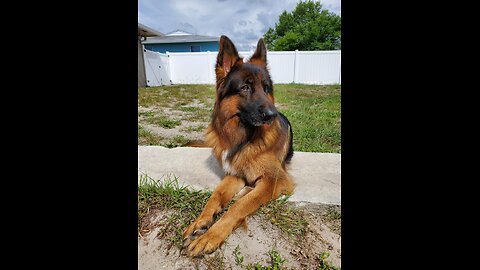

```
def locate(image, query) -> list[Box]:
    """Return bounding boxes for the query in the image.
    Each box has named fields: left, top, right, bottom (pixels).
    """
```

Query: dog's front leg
left=183, top=175, right=245, bottom=243
left=186, top=177, right=285, bottom=257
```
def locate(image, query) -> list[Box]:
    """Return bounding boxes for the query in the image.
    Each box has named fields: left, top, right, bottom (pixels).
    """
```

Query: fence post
left=166, top=51, right=173, bottom=84
left=293, top=49, right=299, bottom=83
left=338, top=51, right=341, bottom=84
left=207, top=51, right=213, bottom=84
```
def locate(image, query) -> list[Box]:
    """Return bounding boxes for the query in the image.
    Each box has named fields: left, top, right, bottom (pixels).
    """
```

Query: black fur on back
left=278, top=112, right=294, bottom=163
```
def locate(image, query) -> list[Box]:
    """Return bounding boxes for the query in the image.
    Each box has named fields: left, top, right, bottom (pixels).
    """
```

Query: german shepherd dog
left=183, top=35, right=295, bottom=257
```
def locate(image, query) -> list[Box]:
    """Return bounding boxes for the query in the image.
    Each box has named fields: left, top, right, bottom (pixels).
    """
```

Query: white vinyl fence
left=143, top=49, right=172, bottom=86
left=144, top=50, right=340, bottom=86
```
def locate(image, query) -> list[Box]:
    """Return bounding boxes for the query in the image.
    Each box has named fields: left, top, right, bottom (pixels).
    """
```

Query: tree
left=263, top=1, right=341, bottom=51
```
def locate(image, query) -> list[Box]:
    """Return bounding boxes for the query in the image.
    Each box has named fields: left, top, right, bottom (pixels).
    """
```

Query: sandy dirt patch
left=138, top=202, right=340, bottom=270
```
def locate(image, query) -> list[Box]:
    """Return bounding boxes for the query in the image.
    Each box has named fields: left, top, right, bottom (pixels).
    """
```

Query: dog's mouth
left=241, top=116, right=275, bottom=127
left=252, top=118, right=274, bottom=126
left=263, top=118, right=274, bottom=125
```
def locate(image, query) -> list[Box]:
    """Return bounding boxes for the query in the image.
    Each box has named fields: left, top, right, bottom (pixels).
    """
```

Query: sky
left=138, top=0, right=341, bottom=51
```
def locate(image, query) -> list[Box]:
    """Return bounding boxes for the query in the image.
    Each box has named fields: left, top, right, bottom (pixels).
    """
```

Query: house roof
left=142, top=32, right=219, bottom=44
left=138, top=23, right=164, bottom=37
left=165, top=29, right=193, bottom=36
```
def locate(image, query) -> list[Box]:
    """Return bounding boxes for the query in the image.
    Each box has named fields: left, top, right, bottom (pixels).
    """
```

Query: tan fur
left=183, top=36, right=295, bottom=257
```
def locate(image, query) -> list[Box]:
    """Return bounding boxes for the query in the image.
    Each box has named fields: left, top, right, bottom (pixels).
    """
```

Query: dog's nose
left=261, top=108, right=278, bottom=122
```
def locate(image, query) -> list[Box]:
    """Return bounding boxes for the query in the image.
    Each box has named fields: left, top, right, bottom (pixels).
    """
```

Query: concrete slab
left=138, top=146, right=341, bottom=205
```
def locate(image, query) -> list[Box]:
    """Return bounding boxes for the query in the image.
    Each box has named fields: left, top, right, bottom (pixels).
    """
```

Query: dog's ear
left=216, top=35, right=241, bottom=78
left=249, top=38, right=267, bottom=66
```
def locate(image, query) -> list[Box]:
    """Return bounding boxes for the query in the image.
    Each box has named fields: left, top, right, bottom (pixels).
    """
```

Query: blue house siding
left=144, top=42, right=219, bottom=53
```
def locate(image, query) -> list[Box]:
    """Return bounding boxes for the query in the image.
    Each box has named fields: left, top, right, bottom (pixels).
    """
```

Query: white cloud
left=138, top=0, right=341, bottom=50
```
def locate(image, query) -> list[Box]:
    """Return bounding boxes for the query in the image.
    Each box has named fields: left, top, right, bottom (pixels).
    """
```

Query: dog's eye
left=264, top=85, right=270, bottom=93
left=240, top=85, right=251, bottom=92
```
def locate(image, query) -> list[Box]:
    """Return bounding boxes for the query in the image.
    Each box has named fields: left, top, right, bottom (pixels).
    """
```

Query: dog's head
left=214, top=35, right=278, bottom=127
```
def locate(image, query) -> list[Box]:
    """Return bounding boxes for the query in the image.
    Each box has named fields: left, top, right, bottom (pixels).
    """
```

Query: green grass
left=138, top=84, right=215, bottom=109
left=138, top=124, right=163, bottom=145
left=181, top=124, right=207, bottom=133
left=235, top=246, right=341, bottom=270
left=138, top=111, right=155, bottom=117
left=317, top=252, right=340, bottom=270
left=234, top=245, right=245, bottom=267
left=326, top=206, right=341, bottom=221
left=200, top=251, right=227, bottom=270
left=177, top=105, right=213, bottom=122
left=161, top=135, right=190, bottom=148
left=178, top=106, right=198, bottom=112
left=234, top=246, right=289, bottom=270
left=274, top=84, right=341, bottom=153
left=323, top=205, right=341, bottom=235
left=145, top=115, right=182, bottom=129
left=138, top=174, right=212, bottom=249
left=138, top=84, right=340, bottom=153
left=183, top=107, right=213, bottom=122
left=138, top=85, right=214, bottom=125
left=259, top=195, right=308, bottom=238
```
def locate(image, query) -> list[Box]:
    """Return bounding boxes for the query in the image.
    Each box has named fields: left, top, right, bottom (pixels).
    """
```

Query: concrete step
left=138, top=146, right=341, bottom=205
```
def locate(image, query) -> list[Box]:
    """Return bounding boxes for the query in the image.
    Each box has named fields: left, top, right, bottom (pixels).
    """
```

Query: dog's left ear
left=216, top=35, right=241, bottom=78
left=249, top=38, right=267, bottom=65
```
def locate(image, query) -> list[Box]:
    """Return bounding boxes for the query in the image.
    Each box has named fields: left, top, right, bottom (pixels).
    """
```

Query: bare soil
left=138, top=106, right=210, bottom=144
left=138, top=202, right=341, bottom=270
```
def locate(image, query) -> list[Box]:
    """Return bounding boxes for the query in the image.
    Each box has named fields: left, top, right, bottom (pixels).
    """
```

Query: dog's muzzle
left=261, top=108, right=277, bottom=125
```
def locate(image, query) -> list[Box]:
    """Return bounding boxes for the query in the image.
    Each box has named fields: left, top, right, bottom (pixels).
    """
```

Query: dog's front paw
left=186, top=229, right=225, bottom=257
left=182, top=217, right=212, bottom=244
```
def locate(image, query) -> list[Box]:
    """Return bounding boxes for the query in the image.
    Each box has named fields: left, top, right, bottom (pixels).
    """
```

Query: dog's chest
left=221, top=150, right=237, bottom=176
left=219, top=149, right=258, bottom=185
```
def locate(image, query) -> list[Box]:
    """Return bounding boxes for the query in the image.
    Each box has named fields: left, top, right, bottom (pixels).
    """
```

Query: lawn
left=138, top=84, right=340, bottom=153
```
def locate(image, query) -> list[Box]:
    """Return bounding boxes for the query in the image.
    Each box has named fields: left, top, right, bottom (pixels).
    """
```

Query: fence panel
left=144, top=50, right=171, bottom=86
left=266, top=51, right=296, bottom=83
left=168, top=52, right=213, bottom=84
left=146, top=50, right=341, bottom=85
left=295, top=51, right=341, bottom=84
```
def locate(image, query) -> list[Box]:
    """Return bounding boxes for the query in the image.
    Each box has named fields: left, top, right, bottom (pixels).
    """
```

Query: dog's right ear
left=249, top=38, right=267, bottom=66
left=216, top=35, right=241, bottom=79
